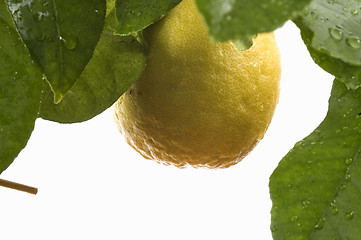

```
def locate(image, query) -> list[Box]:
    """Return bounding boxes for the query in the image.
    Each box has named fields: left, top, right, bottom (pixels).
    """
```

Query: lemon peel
left=113, top=0, right=281, bottom=169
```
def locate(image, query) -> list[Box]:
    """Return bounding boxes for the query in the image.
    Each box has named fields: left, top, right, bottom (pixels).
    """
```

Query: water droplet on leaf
left=345, top=158, right=353, bottom=165
left=329, top=28, right=343, bottom=40
left=346, top=37, right=361, bottom=49
left=302, top=200, right=311, bottom=209
left=60, top=35, right=78, bottom=50
left=331, top=206, right=339, bottom=215
left=315, top=217, right=325, bottom=230
left=330, top=201, right=339, bottom=215
left=346, top=211, right=354, bottom=220
left=33, top=12, right=43, bottom=21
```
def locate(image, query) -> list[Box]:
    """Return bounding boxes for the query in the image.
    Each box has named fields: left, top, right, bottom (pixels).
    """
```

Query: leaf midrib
left=52, top=0, right=63, bottom=95
left=308, top=131, right=361, bottom=239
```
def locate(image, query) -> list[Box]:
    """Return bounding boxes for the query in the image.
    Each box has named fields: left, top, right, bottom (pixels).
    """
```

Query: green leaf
left=294, top=13, right=361, bottom=90
left=195, top=0, right=312, bottom=42
left=297, top=0, right=361, bottom=67
left=115, top=0, right=181, bottom=35
left=39, top=11, right=147, bottom=123
left=7, top=0, right=106, bottom=103
left=0, top=0, right=42, bottom=173
left=232, top=34, right=256, bottom=51
left=270, top=79, right=361, bottom=240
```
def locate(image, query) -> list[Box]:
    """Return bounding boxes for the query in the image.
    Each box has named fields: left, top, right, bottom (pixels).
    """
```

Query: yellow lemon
left=113, top=0, right=281, bottom=169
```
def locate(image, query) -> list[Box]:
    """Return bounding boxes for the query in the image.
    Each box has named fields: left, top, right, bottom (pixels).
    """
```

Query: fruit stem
left=0, top=178, right=38, bottom=195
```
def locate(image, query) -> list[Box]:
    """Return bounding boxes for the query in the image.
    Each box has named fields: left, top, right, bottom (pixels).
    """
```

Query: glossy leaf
left=297, top=0, right=361, bottom=67
left=295, top=16, right=361, bottom=90
left=39, top=11, right=147, bottom=123
left=270, top=79, right=361, bottom=240
left=0, top=0, right=42, bottom=173
left=115, top=0, right=181, bottom=35
left=195, top=0, right=311, bottom=42
left=7, top=0, right=106, bottom=102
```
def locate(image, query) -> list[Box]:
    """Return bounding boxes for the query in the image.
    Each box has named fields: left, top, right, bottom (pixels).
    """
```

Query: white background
left=0, top=21, right=334, bottom=240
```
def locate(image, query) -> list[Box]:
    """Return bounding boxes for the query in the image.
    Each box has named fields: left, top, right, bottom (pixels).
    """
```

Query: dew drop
left=291, top=216, right=298, bottom=221
left=345, top=173, right=351, bottom=182
left=60, top=35, right=78, bottom=50
left=319, top=17, right=327, bottom=23
left=330, top=202, right=339, bottom=215
left=314, top=217, right=325, bottom=230
left=331, top=206, right=339, bottom=215
left=346, top=211, right=354, bottom=220
left=340, top=184, right=346, bottom=190
left=345, top=157, right=353, bottom=165
left=346, top=37, right=361, bottom=49
left=351, top=9, right=359, bottom=15
left=33, top=12, right=43, bottom=21
left=302, top=200, right=311, bottom=209
left=310, top=11, right=318, bottom=20
left=329, top=28, right=343, bottom=40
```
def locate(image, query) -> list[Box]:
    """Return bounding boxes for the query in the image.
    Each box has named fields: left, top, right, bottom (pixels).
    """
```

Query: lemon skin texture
left=113, top=0, right=281, bottom=169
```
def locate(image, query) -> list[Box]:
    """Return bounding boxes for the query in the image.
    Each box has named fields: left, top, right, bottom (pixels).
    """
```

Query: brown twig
left=0, top=178, right=38, bottom=195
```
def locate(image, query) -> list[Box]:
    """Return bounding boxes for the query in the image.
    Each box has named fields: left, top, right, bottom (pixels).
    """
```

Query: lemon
left=113, top=0, right=281, bottom=169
